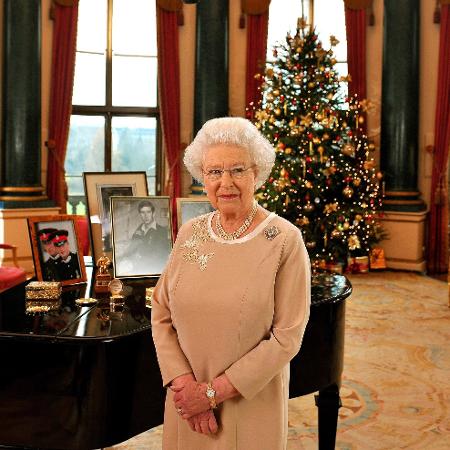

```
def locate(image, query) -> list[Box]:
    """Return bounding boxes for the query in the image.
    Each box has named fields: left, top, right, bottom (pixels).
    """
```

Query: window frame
left=70, top=0, right=163, bottom=196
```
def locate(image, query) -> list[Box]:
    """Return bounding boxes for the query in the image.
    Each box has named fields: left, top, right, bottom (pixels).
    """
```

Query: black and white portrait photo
left=98, top=185, right=134, bottom=252
left=111, top=196, right=172, bottom=278
left=28, top=216, right=87, bottom=286
left=83, top=172, right=148, bottom=262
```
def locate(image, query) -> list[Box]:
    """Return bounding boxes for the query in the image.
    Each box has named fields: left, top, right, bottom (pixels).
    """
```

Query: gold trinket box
left=25, top=299, right=62, bottom=315
left=25, top=281, right=62, bottom=300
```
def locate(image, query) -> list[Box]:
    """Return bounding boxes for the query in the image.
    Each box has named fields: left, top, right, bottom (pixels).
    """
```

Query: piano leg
left=314, top=384, right=342, bottom=450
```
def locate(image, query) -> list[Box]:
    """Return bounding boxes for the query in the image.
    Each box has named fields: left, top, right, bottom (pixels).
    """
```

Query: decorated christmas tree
left=252, top=19, right=384, bottom=270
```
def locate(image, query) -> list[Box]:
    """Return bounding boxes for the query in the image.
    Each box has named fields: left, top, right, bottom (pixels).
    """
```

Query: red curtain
left=245, top=11, right=269, bottom=119
left=156, top=6, right=182, bottom=238
left=46, top=3, right=79, bottom=213
left=345, top=7, right=367, bottom=100
left=427, top=4, right=450, bottom=274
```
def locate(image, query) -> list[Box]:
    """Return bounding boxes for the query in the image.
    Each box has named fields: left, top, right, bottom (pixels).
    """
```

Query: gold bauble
left=266, top=93, right=274, bottom=102
left=343, top=185, right=354, bottom=198
left=376, top=171, right=384, bottom=180
left=353, top=177, right=361, bottom=186
left=323, top=133, right=330, bottom=140
left=273, top=89, right=280, bottom=97
left=341, top=143, right=355, bottom=157
left=305, top=181, right=313, bottom=189
left=308, top=82, right=315, bottom=89
left=296, top=47, right=302, bottom=53
left=355, top=214, right=362, bottom=220
left=265, top=68, right=274, bottom=77
left=343, top=221, right=350, bottom=230
left=368, top=142, right=376, bottom=151
left=330, top=58, right=337, bottom=65
left=306, top=241, right=316, bottom=249
left=327, top=93, right=334, bottom=100
left=319, top=66, right=325, bottom=72
left=285, top=147, right=292, bottom=154
left=274, top=108, right=282, bottom=116
left=358, top=116, right=365, bottom=124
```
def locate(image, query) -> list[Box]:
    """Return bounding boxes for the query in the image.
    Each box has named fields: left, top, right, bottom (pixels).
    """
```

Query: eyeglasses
left=203, top=166, right=254, bottom=181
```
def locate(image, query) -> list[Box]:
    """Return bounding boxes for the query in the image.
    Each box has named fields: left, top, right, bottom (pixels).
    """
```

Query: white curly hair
left=183, top=117, right=275, bottom=189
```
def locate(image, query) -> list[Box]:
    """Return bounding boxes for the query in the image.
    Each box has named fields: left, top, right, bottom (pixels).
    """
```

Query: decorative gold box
left=25, top=281, right=62, bottom=300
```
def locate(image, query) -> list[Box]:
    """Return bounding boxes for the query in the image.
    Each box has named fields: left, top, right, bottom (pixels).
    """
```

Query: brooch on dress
left=181, top=214, right=215, bottom=271
left=264, top=225, right=280, bottom=241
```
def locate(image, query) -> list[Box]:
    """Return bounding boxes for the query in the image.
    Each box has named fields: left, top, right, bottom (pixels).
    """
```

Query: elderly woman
left=151, top=117, right=311, bottom=449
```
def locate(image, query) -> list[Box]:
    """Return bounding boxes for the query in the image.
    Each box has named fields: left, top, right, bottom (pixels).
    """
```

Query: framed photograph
left=111, top=196, right=172, bottom=278
left=176, top=197, right=215, bottom=227
left=27, top=215, right=87, bottom=286
left=83, top=172, right=148, bottom=263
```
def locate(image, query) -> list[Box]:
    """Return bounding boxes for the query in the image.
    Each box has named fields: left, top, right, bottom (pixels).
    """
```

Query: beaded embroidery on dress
left=181, top=214, right=215, bottom=271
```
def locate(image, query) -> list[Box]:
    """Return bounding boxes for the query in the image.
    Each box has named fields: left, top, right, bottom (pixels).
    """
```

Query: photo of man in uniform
left=37, top=227, right=60, bottom=281
left=51, top=230, right=81, bottom=281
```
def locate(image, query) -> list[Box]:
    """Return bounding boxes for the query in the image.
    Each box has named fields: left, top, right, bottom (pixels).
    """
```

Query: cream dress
left=151, top=210, right=311, bottom=450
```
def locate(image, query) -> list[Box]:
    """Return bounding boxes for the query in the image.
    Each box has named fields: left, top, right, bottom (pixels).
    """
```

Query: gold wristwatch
left=205, top=382, right=217, bottom=409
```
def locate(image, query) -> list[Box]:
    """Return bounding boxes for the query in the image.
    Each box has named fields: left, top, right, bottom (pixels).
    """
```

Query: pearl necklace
left=215, top=201, right=258, bottom=240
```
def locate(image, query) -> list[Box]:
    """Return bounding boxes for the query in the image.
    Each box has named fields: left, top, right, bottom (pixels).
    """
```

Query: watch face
left=108, top=279, right=124, bottom=296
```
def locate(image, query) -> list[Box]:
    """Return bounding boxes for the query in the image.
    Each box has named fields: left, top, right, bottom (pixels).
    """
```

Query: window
left=267, top=0, right=348, bottom=95
left=65, top=0, right=160, bottom=215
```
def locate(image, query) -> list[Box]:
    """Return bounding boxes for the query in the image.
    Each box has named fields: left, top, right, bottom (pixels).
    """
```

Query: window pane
left=72, top=52, right=106, bottom=105
left=314, top=0, right=347, bottom=61
left=77, top=0, right=107, bottom=52
left=111, top=117, right=157, bottom=194
left=267, top=0, right=309, bottom=59
left=112, top=55, right=157, bottom=106
left=113, top=0, right=157, bottom=56
left=66, top=115, right=105, bottom=198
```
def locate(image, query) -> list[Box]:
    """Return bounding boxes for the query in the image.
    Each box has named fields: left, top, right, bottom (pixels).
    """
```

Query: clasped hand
left=171, top=379, right=218, bottom=435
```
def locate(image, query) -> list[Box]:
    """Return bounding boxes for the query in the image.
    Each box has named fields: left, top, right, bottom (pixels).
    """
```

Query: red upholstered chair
left=0, top=244, right=27, bottom=291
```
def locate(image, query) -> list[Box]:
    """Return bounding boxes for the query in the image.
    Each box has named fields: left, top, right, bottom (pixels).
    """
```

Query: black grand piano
left=0, top=273, right=351, bottom=450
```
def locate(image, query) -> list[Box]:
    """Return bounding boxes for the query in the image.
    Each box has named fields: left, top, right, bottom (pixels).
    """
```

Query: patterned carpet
left=107, top=271, right=450, bottom=450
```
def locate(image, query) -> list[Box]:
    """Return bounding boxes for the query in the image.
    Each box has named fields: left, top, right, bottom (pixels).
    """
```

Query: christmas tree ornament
left=341, top=143, right=355, bottom=157
left=305, top=241, right=316, bottom=249
left=331, top=229, right=342, bottom=239
left=353, top=177, right=361, bottom=186
left=343, top=185, right=354, bottom=198
left=348, top=234, right=361, bottom=250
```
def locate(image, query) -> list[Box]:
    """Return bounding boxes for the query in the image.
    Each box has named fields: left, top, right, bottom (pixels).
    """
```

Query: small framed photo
left=27, top=215, right=87, bottom=286
left=176, top=198, right=215, bottom=227
left=111, top=196, right=172, bottom=278
left=83, top=172, right=148, bottom=262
